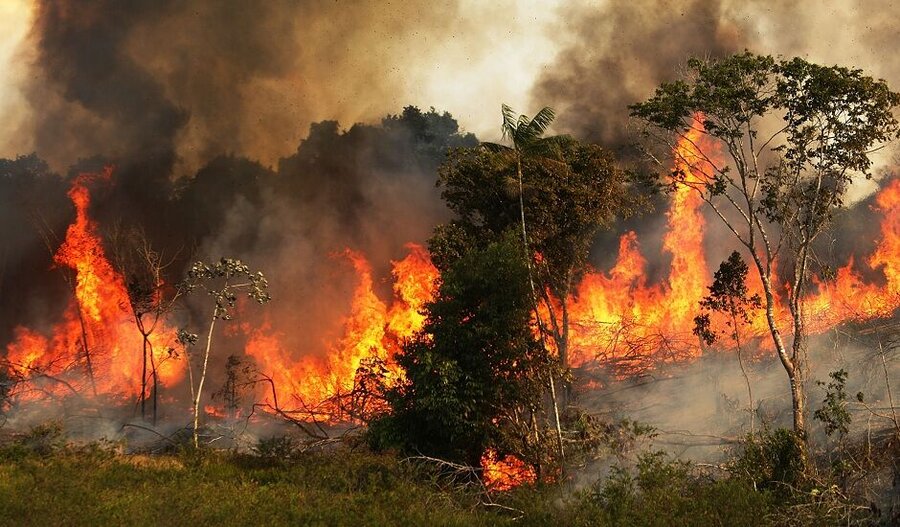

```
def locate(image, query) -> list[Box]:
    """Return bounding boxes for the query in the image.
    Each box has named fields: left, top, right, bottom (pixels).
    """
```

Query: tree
left=370, top=237, right=555, bottom=472
left=631, top=52, right=900, bottom=443
left=436, top=126, right=634, bottom=380
left=107, top=225, right=182, bottom=424
left=179, top=258, right=271, bottom=448
left=693, top=251, right=761, bottom=434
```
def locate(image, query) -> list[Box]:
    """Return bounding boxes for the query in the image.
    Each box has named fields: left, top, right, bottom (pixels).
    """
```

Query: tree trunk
left=548, top=373, right=565, bottom=462
left=139, top=323, right=148, bottom=420
left=516, top=152, right=566, bottom=461
left=789, top=373, right=806, bottom=438
left=149, top=340, right=159, bottom=426
left=74, top=304, right=97, bottom=396
left=732, top=310, right=754, bottom=437
left=193, top=313, right=217, bottom=449
left=750, top=255, right=807, bottom=440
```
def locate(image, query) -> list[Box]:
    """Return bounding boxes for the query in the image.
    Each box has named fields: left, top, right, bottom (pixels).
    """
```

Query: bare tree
left=179, top=258, right=271, bottom=448
left=107, top=225, right=183, bottom=423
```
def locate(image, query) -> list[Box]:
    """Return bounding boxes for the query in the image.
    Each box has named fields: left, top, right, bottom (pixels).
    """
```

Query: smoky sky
left=533, top=0, right=900, bottom=169
left=21, top=0, right=468, bottom=175
left=533, top=0, right=744, bottom=150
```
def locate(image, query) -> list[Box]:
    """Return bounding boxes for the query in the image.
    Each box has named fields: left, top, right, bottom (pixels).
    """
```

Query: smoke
left=533, top=0, right=900, bottom=192
left=8, top=0, right=569, bottom=176
left=27, top=1, right=186, bottom=173
left=579, top=328, right=900, bottom=461
left=531, top=0, right=744, bottom=151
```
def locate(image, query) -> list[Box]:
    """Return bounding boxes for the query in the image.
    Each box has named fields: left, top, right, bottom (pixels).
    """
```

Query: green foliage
left=180, top=258, right=271, bottom=320
left=483, top=104, right=561, bottom=157
left=582, top=451, right=772, bottom=527
left=631, top=51, right=900, bottom=244
left=436, top=137, right=630, bottom=282
left=1, top=444, right=882, bottom=526
left=563, top=411, right=657, bottom=463
left=693, top=251, right=761, bottom=345
left=252, top=435, right=298, bottom=461
left=0, top=421, right=66, bottom=460
left=632, top=51, right=900, bottom=440
left=814, top=369, right=852, bottom=438
left=0, top=448, right=502, bottom=527
left=732, top=429, right=808, bottom=496
left=371, top=236, right=549, bottom=467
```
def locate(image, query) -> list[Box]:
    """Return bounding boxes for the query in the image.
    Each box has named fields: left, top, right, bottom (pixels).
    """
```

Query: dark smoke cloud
left=533, top=0, right=744, bottom=150
left=29, top=1, right=186, bottom=171
left=534, top=0, right=900, bottom=175
left=23, top=0, right=467, bottom=175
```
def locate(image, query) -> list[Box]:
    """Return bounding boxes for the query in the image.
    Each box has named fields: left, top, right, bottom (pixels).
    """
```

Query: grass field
left=0, top=429, right=885, bottom=526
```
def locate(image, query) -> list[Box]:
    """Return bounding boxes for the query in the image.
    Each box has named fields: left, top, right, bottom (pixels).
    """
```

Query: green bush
left=584, top=451, right=772, bottom=527
left=732, top=428, right=807, bottom=497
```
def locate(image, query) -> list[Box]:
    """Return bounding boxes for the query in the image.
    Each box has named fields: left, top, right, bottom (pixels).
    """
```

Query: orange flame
left=6, top=117, right=900, bottom=438
left=563, top=119, right=718, bottom=372
left=244, top=243, right=439, bottom=417
left=480, top=448, right=537, bottom=491
left=6, top=169, right=181, bottom=399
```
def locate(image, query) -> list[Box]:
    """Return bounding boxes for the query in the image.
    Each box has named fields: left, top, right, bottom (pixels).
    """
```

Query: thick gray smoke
left=533, top=1, right=900, bottom=181
left=533, top=0, right=744, bottom=150
left=20, top=0, right=480, bottom=175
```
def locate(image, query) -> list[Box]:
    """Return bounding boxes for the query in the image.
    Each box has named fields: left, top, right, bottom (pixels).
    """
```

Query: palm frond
left=527, top=107, right=556, bottom=137
left=481, top=142, right=513, bottom=154
left=523, top=135, right=569, bottom=160
left=497, top=104, right=559, bottom=151
left=500, top=104, right=517, bottom=141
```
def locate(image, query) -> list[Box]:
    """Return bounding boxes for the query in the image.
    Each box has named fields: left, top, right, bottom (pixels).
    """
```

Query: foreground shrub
left=732, top=428, right=808, bottom=497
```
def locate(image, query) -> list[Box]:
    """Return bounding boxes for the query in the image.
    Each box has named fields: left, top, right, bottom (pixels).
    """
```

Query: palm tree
left=483, top=104, right=559, bottom=262
left=483, top=104, right=565, bottom=460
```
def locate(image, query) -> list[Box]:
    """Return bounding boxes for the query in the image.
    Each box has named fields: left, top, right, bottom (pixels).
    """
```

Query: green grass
left=0, top=447, right=503, bottom=526
left=0, top=440, right=863, bottom=527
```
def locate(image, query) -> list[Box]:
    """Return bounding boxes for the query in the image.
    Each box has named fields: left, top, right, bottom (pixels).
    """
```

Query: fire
left=244, top=243, right=439, bottom=417
left=480, top=449, right=537, bottom=491
left=564, top=118, right=718, bottom=372
left=6, top=169, right=181, bottom=399
left=558, top=117, right=900, bottom=373
left=4, top=168, right=440, bottom=416
left=804, top=178, right=900, bottom=328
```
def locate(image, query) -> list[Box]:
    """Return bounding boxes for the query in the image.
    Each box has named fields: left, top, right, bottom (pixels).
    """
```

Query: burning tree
left=630, top=52, right=900, bottom=445
left=179, top=258, right=271, bottom=448
left=107, top=226, right=183, bottom=424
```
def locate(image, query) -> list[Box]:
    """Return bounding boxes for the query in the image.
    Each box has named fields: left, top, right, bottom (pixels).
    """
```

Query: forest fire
left=2, top=118, right=899, bottom=495
left=6, top=169, right=182, bottom=401
left=243, top=244, right=439, bottom=418
left=5, top=123, right=899, bottom=416
left=562, top=124, right=900, bottom=373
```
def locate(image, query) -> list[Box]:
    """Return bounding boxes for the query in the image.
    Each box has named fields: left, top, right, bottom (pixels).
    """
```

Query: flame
left=480, top=448, right=537, bottom=491
left=803, top=178, right=900, bottom=328
left=244, top=243, right=439, bottom=418
left=6, top=169, right=182, bottom=399
left=562, top=118, right=718, bottom=373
